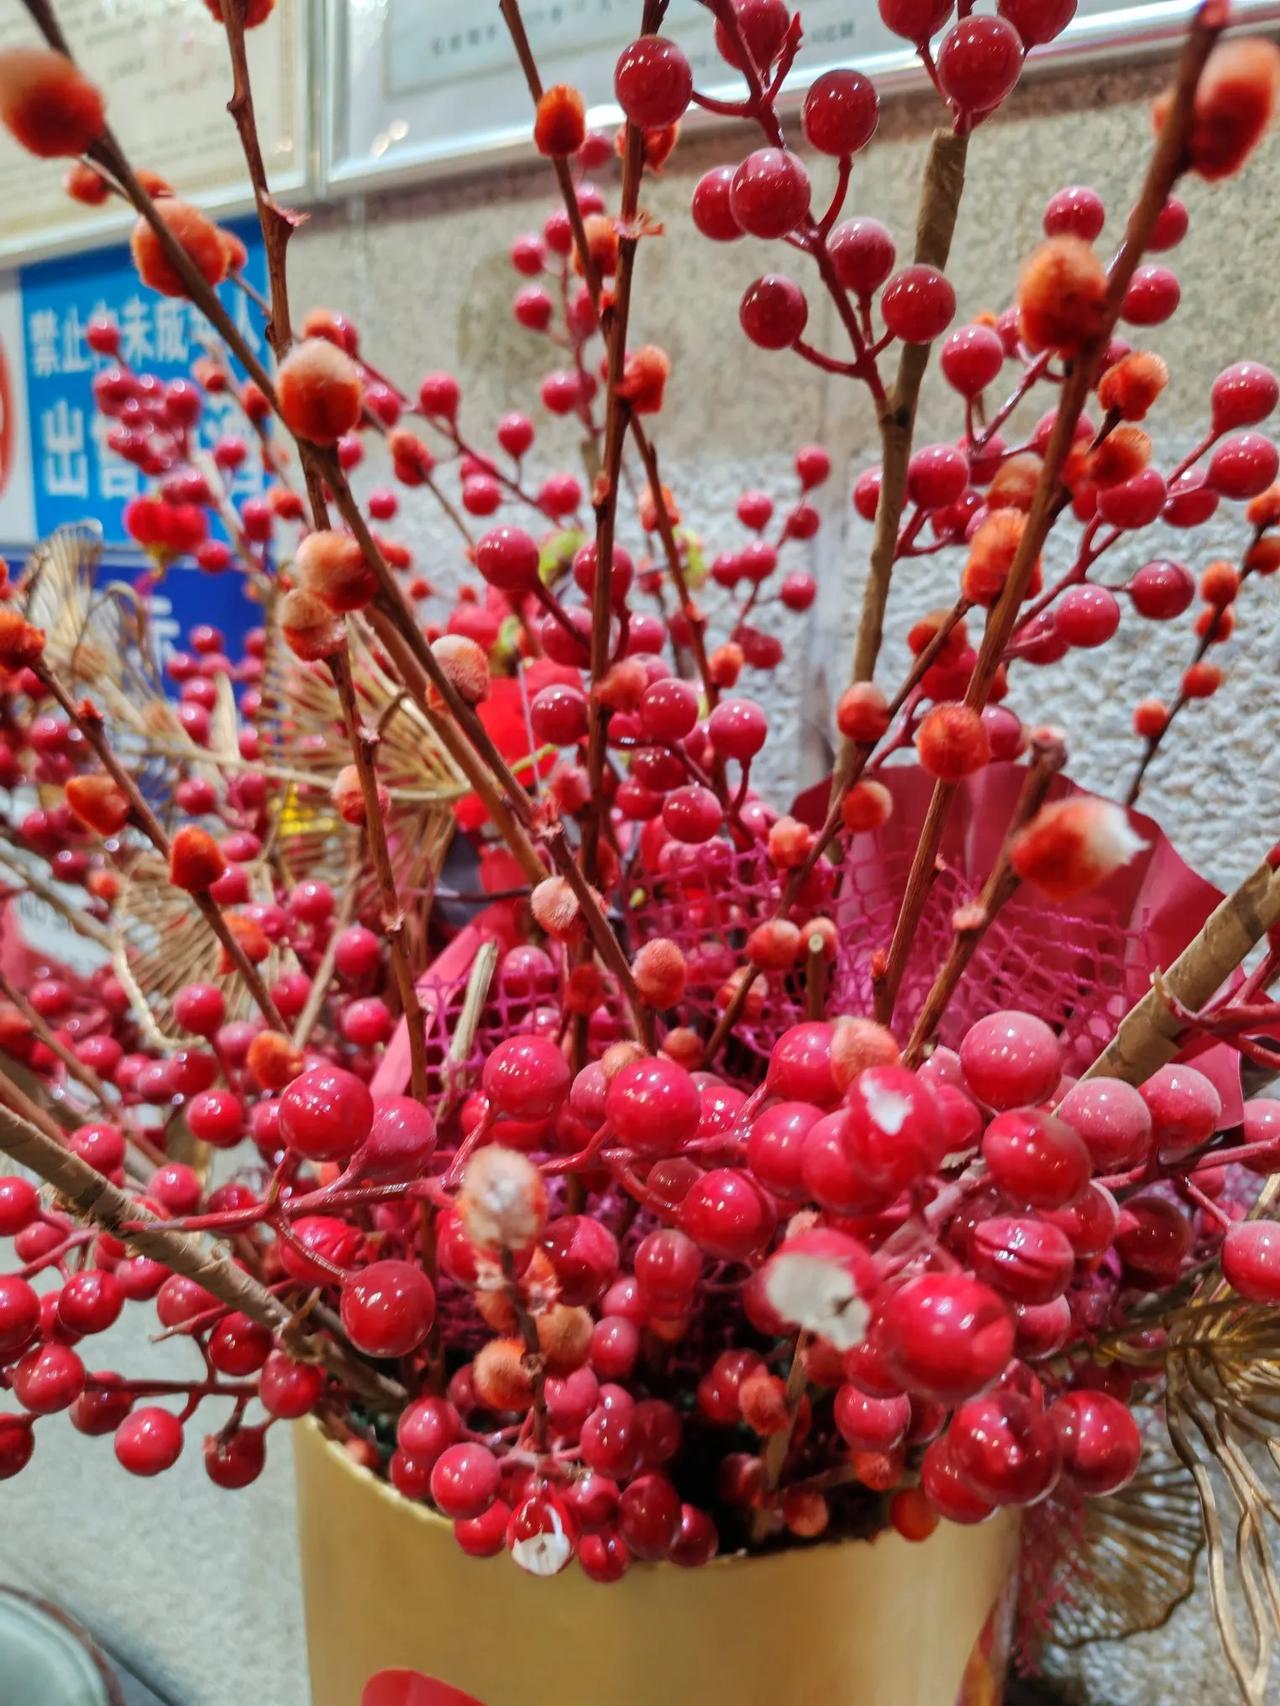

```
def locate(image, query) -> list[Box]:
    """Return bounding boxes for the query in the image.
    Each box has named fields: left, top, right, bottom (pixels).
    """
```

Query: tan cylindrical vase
left=295, top=1420, right=1021, bottom=1706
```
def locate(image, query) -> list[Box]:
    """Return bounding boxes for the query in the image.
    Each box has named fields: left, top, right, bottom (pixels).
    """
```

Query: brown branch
left=0, top=1079, right=403, bottom=1410
left=874, top=7, right=1226, bottom=1029
left=630, top=420, right=717, bottom=706
left=330, top=648, right=429, bottom=1101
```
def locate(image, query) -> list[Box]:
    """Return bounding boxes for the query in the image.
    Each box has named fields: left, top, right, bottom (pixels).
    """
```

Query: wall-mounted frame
left=323, top=0, right=1280, bottom=199
left=0, top=0, right=313, bottom=265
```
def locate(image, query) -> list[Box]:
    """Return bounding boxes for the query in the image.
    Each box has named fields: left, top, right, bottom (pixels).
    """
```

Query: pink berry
left=339, top=1260, right=435, bottom=1357
left=1043, top=183, right=1105, bottom=240
left=947, top=1391, right=1061, bottom=1507
left=606, top=1058, right=701, bottom=1156
left=1128, top=557, right=1194, bottom=619
left=1222, top=1221, right=1280, bottom=1302
left=729, top=148, right=811, bottom=239
left=186, top=1088, right=245, bottom=1149
left=707, top=697, right=767, bottom=762
left=1056, top=1077, right=1151, bottom=1171
left=940, top=323, right=1004, bottom=396
left=936, top=17, right=1023, bottom=113
left=691, top=166, right=742, bottom=241
left=881, top=264, right=956, bottom=344
left=829, top=217, right=896, bottom=296
left=1050, top=1390, right=1142, bottom=1495
left=960, top=1010, right=1062, bottom=1109
left=982, top=1108, right=1091, bottom=1210
left=1121, top=264, right=1180, bottom=327
left=1211, top=360, right=1279, bottom=431
left=1138, top=1062, right=1221, bottom=1160
left=476, top=525, right=540, bottom=591
left=679, top=1169, right=775, bottom=1261
left=879, top=0, right=954, bottom=43
left=482, top=1034, right=570, bottom=1120
left=1242, top=1098, right=1280, bottom=1176
left=802, top=68, right=879, bottom=155
left=115, top=1407, right=184, bottom=1476
left=279, top=1065, right=373, bottom=1162
left=662, top=784, right=723, bottom=844
left=1209, top=431, right=1280, bottom=499
left=1054, top=584, right=1120, bottom=647
left=970, top=1215, right=1075, bottom=1305
left=431, top=1441, right=500, bottom=1519
left=834, top=1384, right=910, bottom=1451
left=1097, top=467, right=1166, bottom=531
left=739, top=274, right=808, bottom=349
left=766, top=1021, right=839, bottom=1106
left=614, top=37, right=693, bottom=129
left=876, top=1272, right=1014, bottom=1405
left=173, top=981, right=226, bottom=1036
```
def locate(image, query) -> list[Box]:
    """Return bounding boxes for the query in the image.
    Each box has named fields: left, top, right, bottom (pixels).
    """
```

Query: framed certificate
left=0, top=0, right=311, bottom=264
left=323, top=0, right=1280, bottom=197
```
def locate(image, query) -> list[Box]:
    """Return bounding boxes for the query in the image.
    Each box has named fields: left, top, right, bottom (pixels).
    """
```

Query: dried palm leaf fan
left=259, top=611, right=464, bottom=965
left=1042, top=1421, right=1204, bottom=1650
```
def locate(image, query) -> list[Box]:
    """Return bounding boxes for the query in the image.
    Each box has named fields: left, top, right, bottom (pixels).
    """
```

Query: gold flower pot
left=295, top=1419, right=1020, bottom=1706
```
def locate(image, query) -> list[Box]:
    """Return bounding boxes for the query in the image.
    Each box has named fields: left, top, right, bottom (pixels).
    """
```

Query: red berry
left=1211, top=360, right=1279, bottom=431
left=714, top=0, right=791, bottom=71
left=475, top=525, right=540, bottom=591
left=970, top=1215, right=1075, bottom=1305
left=1138, top=1062, right=1221, bottom=1160
left=614, top=37, right=693, bottom=129
left=11, top=1342, right=85, bottom=1413
left=730, top=148, right=811, bottom=239
left=947, top=1390, right=1061, bottom=1506
left=115, top=1406, right=184, bottom=1476
left=1128, top=557, right=1194, bottom=619
left=618, top=1472, right=681, bottom=1560
left=1113, top=1193, right=1191, bottom=1281
left=877, top=1273, right=1014, bottom=1405
left=260, top=1352, right=324, bottom=1420
left=679, top=1169, right=775, bottom=1261
left=482, top=1034, right=570, bottom=1120
left=829, top=218, right=896, bottom=296
left=936, top=17, right=1023, bottom=114
left=940, top=324, right=1004, bottom=396
left=881, top=265, right=956, bottom=344
left=960, top=1009, right=1061, bottom=1109
left=1121, top=264, right=1180, bottom=327
left=1054, top=584, right=1121, bottom=648
left=208, top=1311, right=273, bottom=1376
left=1210, top=432, right=1280, bottom=499
left=983, top=1108, right=1091, bottom=1210
left=339, top=1260, right=435, bottom=1357
left=1050, top=1390, right=1142, bottom=1495
left=279, top=1065, right=373, bottom=1162
left=0, top=1175, right=38, bottom=1236
left=1042, top=184, right=1105, bottom=240
left=431, top=1441, right=500, bottom=1519
left=187, top=1088, right=245, bottom=1149
left=739, top=274, right=808, bottom=349
left=998, top=0, right=1076, bottom=46
left=879, top=0, right=953, bottom=43
left=802, top=69, right=879, bottom=156
left=0, top=1275, right=40, bottom=1362
left=691, top=166, right=742, bottom=241
left=1056, top=1077, right=1152, bottom=1171
left=56, top=1271, right=123, bottom=1336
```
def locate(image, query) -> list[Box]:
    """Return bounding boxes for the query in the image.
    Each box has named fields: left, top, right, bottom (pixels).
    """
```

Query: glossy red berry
left=876, top=1273, right=1014, bottom=1405
left=947, top=1390, right=1061, bottom=1507
left=739, top=274, right=808, bottom=350
left=691, top=166, right=742, bottom=241
left=618, top=1471, right=681, bottom=1560
left=1050, top=1390, right=1142, bottom=1495
left=679, top=1169, right=775, bottom=1261
left=802, top=68, right=879, bottom=155
left=115, top=1406, right=184, bottom=1476
left=339, top=1261, right=435, bottom=1358
left=983, top=1108, right=1091, bottom=1210
left=431, top=1441, right=500, bottom=1519
left=279, top=1065, right=373, bottom=1162
left=881, top=264, right=956, bottom=344
left=936, top=17, right=1023, bottom=113
left=614, top=37, right=693, bottom=129
left=482, top=1034, right=570, bottom=1120
left=729, top=148, right=811, bottom=239
left=960, top=1010, right=1062, bottom=1109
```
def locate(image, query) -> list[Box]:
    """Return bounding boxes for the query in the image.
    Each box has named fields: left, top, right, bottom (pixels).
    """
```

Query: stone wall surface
left=0, top=39, right=1277, bottom=1706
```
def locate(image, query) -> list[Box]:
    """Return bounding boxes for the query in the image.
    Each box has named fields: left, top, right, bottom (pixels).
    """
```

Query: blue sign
left=15, top=219, right=270, bottom=664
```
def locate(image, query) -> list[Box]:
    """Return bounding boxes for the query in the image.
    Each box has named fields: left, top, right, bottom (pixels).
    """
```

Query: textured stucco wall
left=1, top=44, right=1276, bottom=1706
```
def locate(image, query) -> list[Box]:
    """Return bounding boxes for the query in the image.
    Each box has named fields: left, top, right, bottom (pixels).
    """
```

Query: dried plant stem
left=1081, top=855, right=1280, bottom=1088
left=875, top=8, right=1224, bottom=1029
left=32, top=662, right=285, bottom=1031
left=833, top=128, right=969, bottom=799
left=750, top=1331, right=809, bottom=1544
left=904, top=735, right=1066, bottom=1062
left=0, top=1079, right=403, bottom=1409
left=0, top=852, right=114, bottom=952
left=291, top=854, right=360, bottom=1050
left=630, top=420, right=717, bottom=704
left=330, top=649, right=428, bottom=1101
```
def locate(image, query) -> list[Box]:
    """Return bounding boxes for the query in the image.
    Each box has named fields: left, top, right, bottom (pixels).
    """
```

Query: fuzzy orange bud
left=908, top=608, right=968, bottom=660
left=1246, top=533, right=1280, bottom=576
left=460, top=1145, right=548, bottom=1254
left=0, top=610, right=45, bottom=669
left=746, top=919, right=802, bottom=971
left=534, top=84, right=586, bottom=157
left=246, top=1029, right=303, bottom=1091
left=709, top=643, right=743, bottom=688
left=739, top=1371, right=790, bottom=1435
left=962, top=509, right=1040, bottom=607
left=473, top=1338, right=534, bottom=1412
left=639, top=481, right=679, bottom=532
left=841, top=778, right=892, bottom=834
left=1133, top=699, right=1168, bottom=739
left=617, top=344, right=670, bottom=414
left=782, top=1487, right=830, bottom=1538
left=429, top=634, right=490, bottom=708
left=916, top=703, right=991, bottom=781
left=219, top=913, right=271, bottom=970
left=1085, top=424, right=1151, bottom=489
left=767, top=816, right=815, bottom=871
left=661, top=1027, right=704, bottom=1069
left=295, top=530, right=375, bottom=614
left=835, top=681, right=890, bottom=743
left=130, top=200, right=229, bottom=299
left=64, top=159, right=109, bottom=206
left=1183, top=660, right=1223, bottom=699
left=331, top=763, right=376, bottom=826
left=1195, top=604, right=1234, bottom=642
left=530, top=874, right=582, bottom=939
left=65, top=775, right=129, bottom=837
left=536, top=1303, right=593, bottom=1373
left=1011, top=797, right=1146, bottom=900
left=280, top=587, right=345, bottom=662
left=1199, top=560, right=1240, bottom=608
left=0, top=47, right=104, bottom=158
left=831, top=1016, right=900, bottom=1090
left=1170, top=38, right=1280, bottom=181
left=1096, top=350, right=1168, bottom=422
left=1018, top=236, right=1107, bottom=355
left=597, top=657, right=648, bottom=712
left=576, top=213, right=619, bottom=278
left=986, top=452, right=1042, bottom=514
left=633, top=938, right=687, bottom=1008
left=717, top=967, right=766, bottom=1023
left=168, top=825, right=226, bottom=892
left=277, top=338, right=363, bottom=444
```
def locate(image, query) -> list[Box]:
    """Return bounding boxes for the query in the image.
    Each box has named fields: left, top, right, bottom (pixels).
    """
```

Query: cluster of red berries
left=0, top=0, right=1278, bottom=1604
